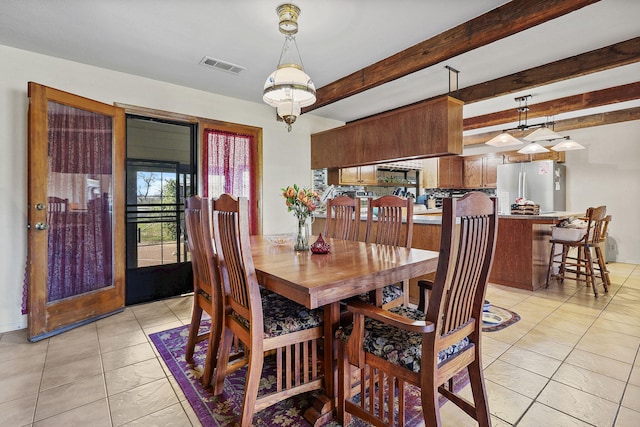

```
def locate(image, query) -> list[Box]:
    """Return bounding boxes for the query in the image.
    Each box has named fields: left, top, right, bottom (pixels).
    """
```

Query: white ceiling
left=1, top=0, right=638, bottom=134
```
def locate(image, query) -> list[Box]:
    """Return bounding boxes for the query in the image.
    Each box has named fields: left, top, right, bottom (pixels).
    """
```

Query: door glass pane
left=126, top=160, right=190, bottom=267
left=47, top=101, right=113, bottom=302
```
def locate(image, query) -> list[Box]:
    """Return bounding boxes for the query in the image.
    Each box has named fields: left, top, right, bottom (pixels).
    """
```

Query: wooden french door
left=27, top=82, right=125, bottom=341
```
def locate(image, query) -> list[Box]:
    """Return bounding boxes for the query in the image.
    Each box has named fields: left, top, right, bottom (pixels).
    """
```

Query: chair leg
left=212, top=327, right=234, bottom=396
left=200, top=319, right=221, bottom=388
left=336, top=341, right=351, bottom=426
left=239, top=348, right=264, bottom=427
left=421, top=383, right=442, bottom=427
left=584, top=247, right=599, bottom=297
left=185, top=302, right=203, bottom=365
left=595, top=246, right=610, bottom=293
left=546, top=242, right=556, bottom=288
left=467, top=360, right=491, bottom=427
left=558, top=246, right=569, bottom=283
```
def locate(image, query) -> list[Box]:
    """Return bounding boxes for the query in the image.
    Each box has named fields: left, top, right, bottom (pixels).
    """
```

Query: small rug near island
left=482, top=304, right=521, bottom=332
left=150, top=322, right=469, bottom=426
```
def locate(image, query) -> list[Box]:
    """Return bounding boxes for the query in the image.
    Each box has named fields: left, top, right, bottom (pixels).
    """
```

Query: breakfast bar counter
left=490, top=212, right=580, bottom=291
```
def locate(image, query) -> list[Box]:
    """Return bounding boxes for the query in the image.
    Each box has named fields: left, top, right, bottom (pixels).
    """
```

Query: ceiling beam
left=303, top=0, right=600, bottom=113
left=463, top=81, right=640, bottom=130
left=463, top=106, right=640, bottom=146
left=458, top=37, right=640, bottom=104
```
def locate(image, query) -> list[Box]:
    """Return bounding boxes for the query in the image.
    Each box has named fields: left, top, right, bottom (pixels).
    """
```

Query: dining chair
left=184, top=195, right=223, bottom=388
left=323, top=195, right=361, bottom=241
left=336, top=192, right=498, bottom=427
left=546, top=206, right=611, bottom=297
left=363, top=195, right=413, bottom=308
left=211, top=194, right=325, bottom=427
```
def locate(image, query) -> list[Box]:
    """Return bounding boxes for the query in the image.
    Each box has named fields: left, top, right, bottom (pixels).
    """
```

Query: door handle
left=34, top=222, right=49, bottom=230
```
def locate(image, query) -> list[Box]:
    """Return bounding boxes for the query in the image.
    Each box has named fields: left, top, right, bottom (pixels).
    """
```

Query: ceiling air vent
left=199, top=56, right=246, bottom=75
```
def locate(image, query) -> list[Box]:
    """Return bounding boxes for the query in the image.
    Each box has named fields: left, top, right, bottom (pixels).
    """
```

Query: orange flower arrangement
left=281, top=184, right=320, bottom=220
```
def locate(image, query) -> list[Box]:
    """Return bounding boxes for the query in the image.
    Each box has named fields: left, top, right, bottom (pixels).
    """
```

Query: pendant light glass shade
left=485, top=132, right=523, bottom=147
left=551, top=137, right=585, bottom=151
left=517, top=142, right=550, bottom=154
left=276, top=97, right=302, bottom=131
left=263, top=37, right=316, bottom=108
left=263, top=5, right=315, bottom=131
left=524, top=126, right=564, bottom=142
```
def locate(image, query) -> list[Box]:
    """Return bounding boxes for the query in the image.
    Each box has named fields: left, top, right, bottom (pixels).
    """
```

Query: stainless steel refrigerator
left=496, top=160, right=566, bottom=214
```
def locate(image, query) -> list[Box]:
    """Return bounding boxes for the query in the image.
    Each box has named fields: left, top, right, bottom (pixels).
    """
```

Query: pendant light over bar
left=486, top=95, right=584, bottom=152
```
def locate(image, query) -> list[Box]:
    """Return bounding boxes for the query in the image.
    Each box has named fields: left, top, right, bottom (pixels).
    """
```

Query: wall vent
left=199, top=56, right=246, bottom=75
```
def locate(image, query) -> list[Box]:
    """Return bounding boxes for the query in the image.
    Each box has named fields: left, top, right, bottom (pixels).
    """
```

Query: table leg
left=303, top=301, right=341, bottom=425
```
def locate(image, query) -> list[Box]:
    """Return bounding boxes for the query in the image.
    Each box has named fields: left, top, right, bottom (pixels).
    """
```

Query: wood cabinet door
left=449, top=156, right=464, bottom=188
left=339, top=167, right=360, bottom=184
left=359, top=165, right=378, bottom=185
left=464, top=156, right=483, bottom=188
left=483, top=155, right=503, bottom=188
left=422, top=158, right=439, bottom=188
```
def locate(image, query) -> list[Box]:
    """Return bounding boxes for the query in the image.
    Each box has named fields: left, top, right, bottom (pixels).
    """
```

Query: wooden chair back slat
left=365, top=195, right=413, bottom=248
left=324, top=196, right=360, bottom=241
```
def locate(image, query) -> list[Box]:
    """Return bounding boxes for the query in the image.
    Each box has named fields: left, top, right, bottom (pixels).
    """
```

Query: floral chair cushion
left=336, top=305, right=470, bottom=373
left=232, top=291, right=323, bottom=338
left=356, top=284, right=404, bottom=305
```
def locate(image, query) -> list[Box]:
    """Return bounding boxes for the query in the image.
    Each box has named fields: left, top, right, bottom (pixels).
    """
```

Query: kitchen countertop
left=497, top=211, right=582, bottom=220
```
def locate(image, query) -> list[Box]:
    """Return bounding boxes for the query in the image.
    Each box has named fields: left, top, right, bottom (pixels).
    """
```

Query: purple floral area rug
left=150, top=322, right=470, bottom=426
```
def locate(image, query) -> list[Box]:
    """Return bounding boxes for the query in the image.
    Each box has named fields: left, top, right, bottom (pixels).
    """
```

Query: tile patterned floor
left=1, top=263, right=639, bottom=426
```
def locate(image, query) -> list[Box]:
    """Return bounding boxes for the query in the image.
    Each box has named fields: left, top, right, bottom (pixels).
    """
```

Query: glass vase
left=294, top=216, right=310, bottom=251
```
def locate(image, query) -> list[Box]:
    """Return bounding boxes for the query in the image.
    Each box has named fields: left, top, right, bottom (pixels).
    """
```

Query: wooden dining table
left=250, top=234, right=439, bottom=425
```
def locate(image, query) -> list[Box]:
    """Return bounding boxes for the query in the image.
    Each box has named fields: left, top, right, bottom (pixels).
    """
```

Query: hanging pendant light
left=485, top=132, right=523, bottom=147
left=486, top=95, right=584, bottom=151
left=263, top=4, right=316, bottom=132
left=517, top=141, right=550, bottom=154
left=551, top=137, right=585, bottom=151
left=524, top=126, right=564, bottom=142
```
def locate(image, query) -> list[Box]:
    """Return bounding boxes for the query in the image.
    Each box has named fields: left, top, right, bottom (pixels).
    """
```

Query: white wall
left=0, top=45, right=343, bottom=333
left=464, top=121, right=640, bottom=265
left=562, top=123, right=640, bottom=265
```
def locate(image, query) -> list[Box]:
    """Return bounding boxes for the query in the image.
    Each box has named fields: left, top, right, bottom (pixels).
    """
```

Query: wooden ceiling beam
left=463, top=81, right=640, bottom=130
left=458, top=37, right=640, bottom=104
left=303, top=0, right=600, bottom=113
left=463, top=106, right=640, bottom=146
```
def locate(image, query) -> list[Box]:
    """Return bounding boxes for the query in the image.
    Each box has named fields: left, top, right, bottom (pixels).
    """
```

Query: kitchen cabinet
left=311, top=96, right=463, bottom=169
left=422, top=156, right=463, bottom=189
left=503, top=149, right=565, bottom=164
left=327, top=165, right=377, bottom=185
left=463, top=154, right=502, bottom=188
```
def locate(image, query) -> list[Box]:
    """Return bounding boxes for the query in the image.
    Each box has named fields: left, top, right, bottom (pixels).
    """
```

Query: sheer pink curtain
left=202, top=129, right=251, bottom=198
left=47, top=101, right=113, bottom=301
left=202, top=128, right=258, bottom=233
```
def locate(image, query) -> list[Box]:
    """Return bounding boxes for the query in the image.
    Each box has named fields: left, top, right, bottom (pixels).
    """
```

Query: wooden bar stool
left=546, top=206, right=611, bottom=297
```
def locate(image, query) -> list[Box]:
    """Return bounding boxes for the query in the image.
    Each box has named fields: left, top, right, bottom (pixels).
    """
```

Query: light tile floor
left=1, top=262, right=638, bottom=426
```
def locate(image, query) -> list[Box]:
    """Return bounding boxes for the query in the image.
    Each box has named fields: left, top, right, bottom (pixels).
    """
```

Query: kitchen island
left=312, top=210, right=580, bottom=295
left=490, top=212, right=580, bottom=291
